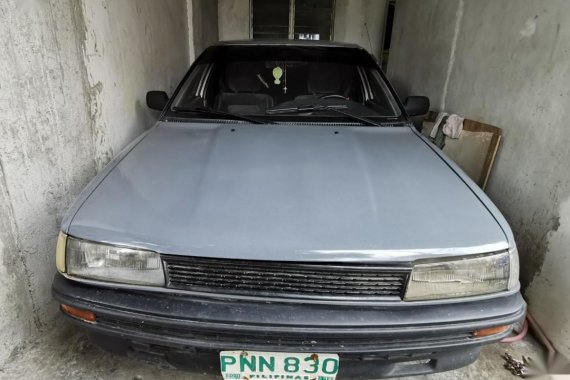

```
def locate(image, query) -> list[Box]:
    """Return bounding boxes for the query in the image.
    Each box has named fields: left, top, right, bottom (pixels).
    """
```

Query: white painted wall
left=388, top=0, right=570, bottom=358
left=218, top=0, right=250, bottom=41
left=333, top=0, right=387, bottom=60
left=0, top=0, right=189, bottom=365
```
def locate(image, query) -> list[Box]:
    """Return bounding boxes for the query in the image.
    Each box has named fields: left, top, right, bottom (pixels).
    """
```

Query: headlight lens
left=66, top=237, right=165, bottom=286
left=404, top=250, right=517, bottom=301
left=507, top=246, right=520, bottom=291
left=56, top=231, right=67, bottom=273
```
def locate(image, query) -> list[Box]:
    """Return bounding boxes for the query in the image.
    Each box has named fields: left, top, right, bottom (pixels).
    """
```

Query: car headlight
left=404, top=248, right=519, bottom=301
left=64, top=236, right=165, bottom=286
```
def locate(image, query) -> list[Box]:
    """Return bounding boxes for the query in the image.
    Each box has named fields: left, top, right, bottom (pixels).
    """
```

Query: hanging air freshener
left=272, top=66, right=283, bottom=84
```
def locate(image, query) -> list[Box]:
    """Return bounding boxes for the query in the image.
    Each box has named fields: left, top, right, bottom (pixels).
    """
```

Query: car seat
left=214, top=63, right=273, bottom=114
left=295, top=63, right=345, bottom=103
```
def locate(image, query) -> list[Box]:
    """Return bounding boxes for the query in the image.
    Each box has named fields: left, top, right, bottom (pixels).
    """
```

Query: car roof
left=214, top=39, right=365, bottom=50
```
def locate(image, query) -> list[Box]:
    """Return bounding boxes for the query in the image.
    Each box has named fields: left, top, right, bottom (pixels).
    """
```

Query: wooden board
left=424, top=111, right=502, bottom=190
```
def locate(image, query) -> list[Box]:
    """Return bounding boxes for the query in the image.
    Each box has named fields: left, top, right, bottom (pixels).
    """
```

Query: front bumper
left=52, top=273, right=525, bottom=378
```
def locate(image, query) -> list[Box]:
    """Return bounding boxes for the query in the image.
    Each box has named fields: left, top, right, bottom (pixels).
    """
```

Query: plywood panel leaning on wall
left=422, top=111, right=502, bottom=191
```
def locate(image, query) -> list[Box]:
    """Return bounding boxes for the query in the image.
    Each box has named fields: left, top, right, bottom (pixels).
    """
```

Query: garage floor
left=0, top=323, right=543, bottom=380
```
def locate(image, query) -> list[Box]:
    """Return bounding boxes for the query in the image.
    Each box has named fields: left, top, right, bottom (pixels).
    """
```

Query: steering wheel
left=319, top=94, right=348, bottom=100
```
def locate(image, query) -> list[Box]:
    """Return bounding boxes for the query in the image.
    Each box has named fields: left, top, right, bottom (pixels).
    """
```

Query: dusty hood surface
left=67, top=123, right=508, bottom=262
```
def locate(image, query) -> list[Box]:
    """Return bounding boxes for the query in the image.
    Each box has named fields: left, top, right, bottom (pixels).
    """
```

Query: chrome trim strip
left=197, top=64, right=213, bottom=98
left=194, top=65, right=208, bottom=97
left=357, top=66, right=372, bottom=100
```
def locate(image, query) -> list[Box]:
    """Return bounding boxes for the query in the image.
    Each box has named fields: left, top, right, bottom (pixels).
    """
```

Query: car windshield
left=168, top=44, right=402, bottom=123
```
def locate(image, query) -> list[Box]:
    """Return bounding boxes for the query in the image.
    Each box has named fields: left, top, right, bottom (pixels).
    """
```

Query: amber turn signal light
left=61, top=304, right=96, bottom=323
left=472, top=325, right=509, bottom=337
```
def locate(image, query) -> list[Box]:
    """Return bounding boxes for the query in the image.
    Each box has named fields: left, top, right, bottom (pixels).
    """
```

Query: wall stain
left=0, top=158, right=37, bottom=345
left=547, top=23, right=561, bottom=72
left=516, top=215, right=560, bottom=288
left=69, top=1, right=113, bottom=170
left=508, top=177, right=568, bottom=290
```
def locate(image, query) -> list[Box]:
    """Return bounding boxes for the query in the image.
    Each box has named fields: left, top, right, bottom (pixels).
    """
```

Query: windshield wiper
left=266, top=104, right=380, bottom=127
left=171, top=106, right=272, bottom=125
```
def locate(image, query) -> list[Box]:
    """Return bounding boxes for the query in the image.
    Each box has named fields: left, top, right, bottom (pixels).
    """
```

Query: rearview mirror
left=146, top=91, right=169, bottom=111
left=403, top=96, right=430, bottom=116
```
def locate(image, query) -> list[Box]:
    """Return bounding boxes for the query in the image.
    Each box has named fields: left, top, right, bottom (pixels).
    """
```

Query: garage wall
left=387, top=0, right=570, bottom=357
left=0, top=0, right=189, bottom=366
left=81, top=1, right=189, bottom=167
left=188, top=0, right=219, bottom=62
left=333, top=0, right=387, bottom=60
left=218, top=0, right=250, bottom=42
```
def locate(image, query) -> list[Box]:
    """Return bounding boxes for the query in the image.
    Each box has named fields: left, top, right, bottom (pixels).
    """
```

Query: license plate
left=220, top=351, right=340, bottom=380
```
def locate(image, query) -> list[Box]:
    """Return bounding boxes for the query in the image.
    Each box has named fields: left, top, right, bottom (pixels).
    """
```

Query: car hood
left=67, top=122, right=509, bottom=262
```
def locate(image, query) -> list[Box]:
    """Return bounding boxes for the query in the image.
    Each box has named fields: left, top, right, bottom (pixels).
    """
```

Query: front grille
left=162, top=255, right=410, bottom=300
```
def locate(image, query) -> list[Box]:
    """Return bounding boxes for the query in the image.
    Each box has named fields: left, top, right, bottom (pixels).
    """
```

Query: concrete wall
left=334, top=0, right=387, bottom=60
left=188, top=0, right=219, bottom=62
left=0, top=0, right=189, bottom=366
left=81, top=1, right=189, bottom=165
left=218, top=0, right=250, bottom=41
left=388, top=0, right=570, bottom=357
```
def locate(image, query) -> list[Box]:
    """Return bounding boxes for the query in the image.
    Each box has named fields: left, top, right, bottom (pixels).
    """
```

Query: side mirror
left=403, top=96, right=430, bottom=116
left=146, top=91, right=169, bottom=111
